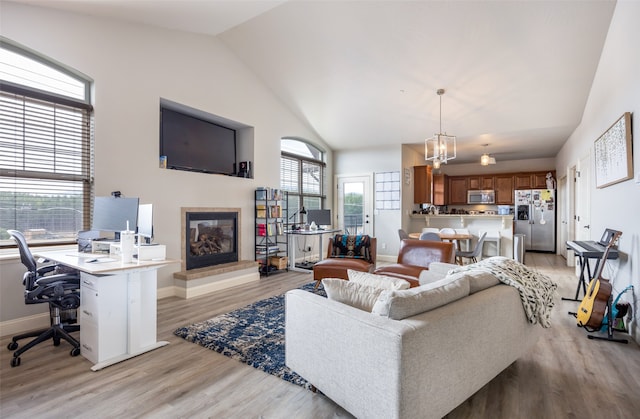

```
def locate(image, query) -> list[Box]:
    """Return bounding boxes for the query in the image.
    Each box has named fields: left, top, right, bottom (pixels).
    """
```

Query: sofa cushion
left=371, top=276, right=470, bottom=320
left=347, top=269, right=410, bottom=290
left=330, top=234, right=372, bottom=261
left=447, top=269, right=500, bottom=294
left=322, top=278, right=384, bottom=312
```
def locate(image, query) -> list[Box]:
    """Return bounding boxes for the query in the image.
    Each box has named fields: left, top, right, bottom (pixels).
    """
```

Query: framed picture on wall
left=594, top=112, right=633, bottom=188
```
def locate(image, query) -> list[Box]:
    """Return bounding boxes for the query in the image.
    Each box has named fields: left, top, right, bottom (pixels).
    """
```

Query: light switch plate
left=635, top=171, right=640, bottom=184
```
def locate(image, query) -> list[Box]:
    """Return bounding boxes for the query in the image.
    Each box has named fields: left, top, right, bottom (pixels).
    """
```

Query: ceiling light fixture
left=425, top=88, right=456, bottom=168
left=480, top=144, right=496, bottom=166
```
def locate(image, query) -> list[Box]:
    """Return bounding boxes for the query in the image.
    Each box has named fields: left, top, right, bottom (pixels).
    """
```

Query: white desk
left=287, top=229, right=341, bottom=272
left=33, top=250, right=179, bottom=371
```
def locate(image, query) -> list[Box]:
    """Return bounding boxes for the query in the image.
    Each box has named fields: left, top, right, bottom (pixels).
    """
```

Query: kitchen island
left=410, top=214, right=514, bottom=258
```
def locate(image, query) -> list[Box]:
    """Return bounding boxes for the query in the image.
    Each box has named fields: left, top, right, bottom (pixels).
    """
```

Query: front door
left=336, top=175, right=373, bottom=236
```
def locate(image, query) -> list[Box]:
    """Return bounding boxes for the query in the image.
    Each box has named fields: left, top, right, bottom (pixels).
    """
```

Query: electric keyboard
left=566, top=240, right=619, bottom=259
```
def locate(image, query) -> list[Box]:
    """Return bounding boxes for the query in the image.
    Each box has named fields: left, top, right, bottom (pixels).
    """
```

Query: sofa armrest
left=286, top=289, right=410, bottom=418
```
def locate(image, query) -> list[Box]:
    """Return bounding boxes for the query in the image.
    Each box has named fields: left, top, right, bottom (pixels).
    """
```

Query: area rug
left=174, top=283, right=325, bottom=389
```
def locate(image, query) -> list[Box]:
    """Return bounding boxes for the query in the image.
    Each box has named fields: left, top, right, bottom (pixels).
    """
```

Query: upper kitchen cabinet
left=514, top=171, right=555, bottom=190
left=414, top=165, right=433, bottom=204
left=494, top=174, right=515, bottom=204
left=448, top=176, right=468, bottom=205
left=432, top=174, right=448, bottom=206
left=468, top=175, right=494, bottom=190
left=532, top=172, right=550, bottom=189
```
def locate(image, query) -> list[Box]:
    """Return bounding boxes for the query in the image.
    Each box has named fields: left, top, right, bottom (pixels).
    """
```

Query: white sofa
left=285, top=265, right=547, bottom=419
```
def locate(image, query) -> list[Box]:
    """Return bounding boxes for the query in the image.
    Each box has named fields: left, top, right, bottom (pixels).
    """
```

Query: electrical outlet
left=381, top=242, right=387, bottom=250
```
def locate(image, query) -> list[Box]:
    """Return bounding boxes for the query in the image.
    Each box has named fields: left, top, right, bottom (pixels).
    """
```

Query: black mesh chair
left=7, top=230, right=81, bottom=367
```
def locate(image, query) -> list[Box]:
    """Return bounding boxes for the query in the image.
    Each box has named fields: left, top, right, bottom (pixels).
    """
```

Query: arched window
left=0, top=40, right=93, bottom=244
left=280, top=138, right=326, bottom=220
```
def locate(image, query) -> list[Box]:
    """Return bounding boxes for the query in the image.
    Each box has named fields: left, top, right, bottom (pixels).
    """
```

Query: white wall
left=556, top=1, right=640, bottom=341
left=0, top=3, right=330, bottom=323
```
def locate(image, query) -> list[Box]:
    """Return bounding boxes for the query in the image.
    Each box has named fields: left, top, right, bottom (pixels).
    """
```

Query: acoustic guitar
left=576, top=230, right=622, bottom=330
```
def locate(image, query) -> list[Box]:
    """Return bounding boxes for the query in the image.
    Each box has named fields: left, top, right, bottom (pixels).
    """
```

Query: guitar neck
left=591, top=231, right=622, bottom=281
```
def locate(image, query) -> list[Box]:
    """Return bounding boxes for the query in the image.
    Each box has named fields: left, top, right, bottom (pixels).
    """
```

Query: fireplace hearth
left=182, top=208, right=239, bottom=271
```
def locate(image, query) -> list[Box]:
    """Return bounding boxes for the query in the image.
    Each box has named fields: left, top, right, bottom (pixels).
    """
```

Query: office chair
left=6, top=230, right=81, bottom=367
left=398, top=229, right=410, bottom=240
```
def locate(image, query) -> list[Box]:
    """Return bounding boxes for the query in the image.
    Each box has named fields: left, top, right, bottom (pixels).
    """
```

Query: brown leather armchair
left=374, top=239, right=455, bottom=287
left=313, top=235, right=376, bottom=289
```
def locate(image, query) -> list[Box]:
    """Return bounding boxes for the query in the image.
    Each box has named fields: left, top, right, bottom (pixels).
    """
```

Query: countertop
left=411, top=213, right=513, bottom=218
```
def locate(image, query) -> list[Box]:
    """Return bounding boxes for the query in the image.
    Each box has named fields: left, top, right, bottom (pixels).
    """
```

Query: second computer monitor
left=307, top=209, right=332, bottom=227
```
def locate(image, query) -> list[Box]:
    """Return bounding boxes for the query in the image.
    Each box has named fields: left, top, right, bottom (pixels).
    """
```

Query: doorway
left=336, top=175, right=373, bottom=236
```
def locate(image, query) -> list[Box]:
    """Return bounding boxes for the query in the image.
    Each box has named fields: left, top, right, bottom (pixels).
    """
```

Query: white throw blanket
left=448, top=256, right=558, bottom=328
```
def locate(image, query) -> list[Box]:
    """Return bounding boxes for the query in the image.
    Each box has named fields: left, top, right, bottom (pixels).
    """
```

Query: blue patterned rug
left=174, top=283, right=325, bottom=389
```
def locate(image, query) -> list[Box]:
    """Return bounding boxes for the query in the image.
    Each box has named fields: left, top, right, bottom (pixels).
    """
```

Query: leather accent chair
left=374, top=239, right=455, bottom=287
left=313, top=235, right=376, bottom=289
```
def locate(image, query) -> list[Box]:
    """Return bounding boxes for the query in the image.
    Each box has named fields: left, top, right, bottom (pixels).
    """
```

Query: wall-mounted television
left=160, top=105, right=237, bottom=175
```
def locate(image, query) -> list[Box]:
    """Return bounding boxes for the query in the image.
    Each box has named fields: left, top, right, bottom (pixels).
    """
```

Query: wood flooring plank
left=1, top=256, right=639, bottom=419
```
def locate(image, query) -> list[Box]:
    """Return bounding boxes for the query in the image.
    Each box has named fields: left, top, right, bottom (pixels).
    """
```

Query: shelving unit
left=255, top=188, right=288, bottom=276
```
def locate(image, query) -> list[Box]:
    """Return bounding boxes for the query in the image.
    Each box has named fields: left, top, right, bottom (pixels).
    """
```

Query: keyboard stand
left=562, top=252, right=597, bottom=302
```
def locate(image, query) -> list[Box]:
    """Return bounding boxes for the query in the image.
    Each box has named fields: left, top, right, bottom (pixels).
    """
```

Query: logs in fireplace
left=184, top=210, right=238, bottom=270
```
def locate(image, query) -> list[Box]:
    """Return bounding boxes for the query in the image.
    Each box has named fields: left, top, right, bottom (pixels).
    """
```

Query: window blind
left=0, top=89, right=93, bottom=244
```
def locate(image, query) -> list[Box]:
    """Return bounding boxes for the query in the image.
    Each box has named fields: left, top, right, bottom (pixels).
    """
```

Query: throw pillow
left=347, top=269, right=410, bottom=290
left=371, top=276, right=470, bottom=320
left=322, top=278, right=384, bottom=312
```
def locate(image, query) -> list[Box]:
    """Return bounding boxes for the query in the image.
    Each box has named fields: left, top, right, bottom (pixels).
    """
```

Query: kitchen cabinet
left=514, top=173, right=533, bottom=189
left=532, top=172, right=549, bottom=189
left=514, top=171, right=554, bottom=190
left=494, top=175, right=515, bottom=204
left=468, top=175, right=494, bottom=190
left=432, top=174, right=448, bottom=206
left=413, top=165, right=433, bottom=203
left=448, top=176, right=468, bottom=205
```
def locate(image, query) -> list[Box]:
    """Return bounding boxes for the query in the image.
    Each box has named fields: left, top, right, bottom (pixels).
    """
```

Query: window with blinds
left=280, top=138, right=325, bottom=221
left=1, top=41, right=93, bottom=245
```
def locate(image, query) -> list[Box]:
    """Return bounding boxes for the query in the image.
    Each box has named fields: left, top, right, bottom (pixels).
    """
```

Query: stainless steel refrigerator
left=514, top=189, right=556, bottom=252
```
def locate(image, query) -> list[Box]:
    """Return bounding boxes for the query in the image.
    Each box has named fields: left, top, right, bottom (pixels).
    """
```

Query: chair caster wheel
left=70, top=347, right=80, bottom=357
left=7, top=341, right=18, bottom=351
left=10, top=357, right=21, bottom=367
left=53, top=338, right=61, bottom=346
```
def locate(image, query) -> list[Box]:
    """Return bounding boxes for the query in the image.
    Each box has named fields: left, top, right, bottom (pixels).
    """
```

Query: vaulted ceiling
left=12, top=0, right=617, bottom=163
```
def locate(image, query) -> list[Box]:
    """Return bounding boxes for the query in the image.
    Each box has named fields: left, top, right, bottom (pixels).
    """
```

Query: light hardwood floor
left=1, top=253, right=639, bottom=418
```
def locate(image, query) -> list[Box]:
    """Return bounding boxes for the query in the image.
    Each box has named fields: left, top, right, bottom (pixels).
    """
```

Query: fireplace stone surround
left=173, top=207, right=259, bottom=298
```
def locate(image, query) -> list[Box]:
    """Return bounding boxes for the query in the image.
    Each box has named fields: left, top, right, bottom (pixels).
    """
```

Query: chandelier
left=425, top=88, right=456, bottom=169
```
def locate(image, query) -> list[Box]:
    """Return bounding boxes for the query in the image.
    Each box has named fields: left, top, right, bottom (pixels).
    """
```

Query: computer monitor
left=137, top=204, right=153, bottom=244
left=92, top=196, right=139, bottom=240
left=307, top=209, right=332, bottom=227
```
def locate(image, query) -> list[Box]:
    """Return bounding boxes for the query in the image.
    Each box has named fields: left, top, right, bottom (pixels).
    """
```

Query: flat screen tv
left=160, top=106, right=237, bottom=175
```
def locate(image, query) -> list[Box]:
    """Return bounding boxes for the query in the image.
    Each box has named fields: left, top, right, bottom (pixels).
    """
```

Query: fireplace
left=183, top=208, right=239, bottom=270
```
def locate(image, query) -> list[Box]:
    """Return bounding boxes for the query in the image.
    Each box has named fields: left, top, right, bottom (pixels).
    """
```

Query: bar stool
left=480, top=230, right=501, bottom=258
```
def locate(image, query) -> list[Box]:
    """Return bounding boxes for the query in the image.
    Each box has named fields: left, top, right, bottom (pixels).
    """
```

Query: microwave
left=467, top=190, right=495, bottom=204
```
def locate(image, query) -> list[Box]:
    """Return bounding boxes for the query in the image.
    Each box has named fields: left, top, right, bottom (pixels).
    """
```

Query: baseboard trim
left=0, top=312, right=49, bottom=338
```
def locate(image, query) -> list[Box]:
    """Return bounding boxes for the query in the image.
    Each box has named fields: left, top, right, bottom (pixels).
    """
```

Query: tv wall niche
left=159, top=99, right=253, bottom=177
